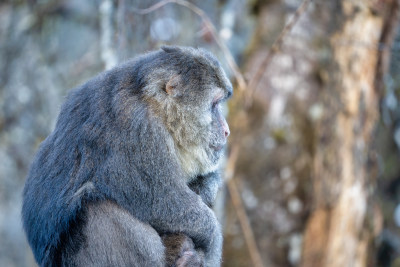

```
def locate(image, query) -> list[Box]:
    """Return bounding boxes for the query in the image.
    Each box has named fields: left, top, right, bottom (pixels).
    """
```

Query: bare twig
left=132, top=0, right=247, bottom=91
left=224, top=4, right=312, bottom=262
left=225, top=145, right=265, bottom=267
left=247, top=0, right=312, bottom=104
left=224, top=145, right=239, bottom=182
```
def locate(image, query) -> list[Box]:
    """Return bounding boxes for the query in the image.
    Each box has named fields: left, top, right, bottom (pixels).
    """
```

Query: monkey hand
left=150, top=185, right=223, bottom=266
left=162, top=233, right=205, bottom=267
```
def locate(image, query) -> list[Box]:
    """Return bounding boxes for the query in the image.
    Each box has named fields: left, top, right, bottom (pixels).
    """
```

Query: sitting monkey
left=22, top=46, right=232, bottom=267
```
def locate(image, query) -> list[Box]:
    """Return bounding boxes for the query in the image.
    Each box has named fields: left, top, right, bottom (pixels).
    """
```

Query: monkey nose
left=224, top=127, right=230, bottom=138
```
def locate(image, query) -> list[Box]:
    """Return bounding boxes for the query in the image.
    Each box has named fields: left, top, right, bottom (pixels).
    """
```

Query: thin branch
left=225, top=145, right=265, bottom=267
left=247, top=0, right=312, bottom=104
left=132, top=0, right=247, bottom=91
left=223, top=3, right=312, bottom=262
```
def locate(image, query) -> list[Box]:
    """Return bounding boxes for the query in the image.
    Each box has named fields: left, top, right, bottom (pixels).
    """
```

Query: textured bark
left=302, top=1, right=398, bottom=266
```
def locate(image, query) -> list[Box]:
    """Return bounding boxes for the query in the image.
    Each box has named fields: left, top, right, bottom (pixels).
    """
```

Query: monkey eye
left=212, top=101, right=219, bottom=110
left=211, top=96, right=222, bottom=110
left=212, top=91, right=224, bottom=109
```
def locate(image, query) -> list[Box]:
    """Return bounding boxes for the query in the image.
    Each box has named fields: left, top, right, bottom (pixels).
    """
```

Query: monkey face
left=209, top=90, right=231, bottom=154
left=168, top=72, right=232, bottom=180
left=172, top=87, right=231, bottom=181
left=143, top=46, right=233, bottom=180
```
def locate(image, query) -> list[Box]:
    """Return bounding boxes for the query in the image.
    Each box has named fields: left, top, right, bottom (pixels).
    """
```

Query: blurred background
left=1, top=0, right=400, bottom=266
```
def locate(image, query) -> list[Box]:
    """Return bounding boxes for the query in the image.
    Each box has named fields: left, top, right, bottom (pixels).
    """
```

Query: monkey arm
left=168, top=172, right=222, bottom=266
left=104, top=156, right=222, bottom=266
left=188, top=172, right=222, bottom=208
left=146, top=181, right=222, bottom=267
left=103, top=118, right=223, bottom=266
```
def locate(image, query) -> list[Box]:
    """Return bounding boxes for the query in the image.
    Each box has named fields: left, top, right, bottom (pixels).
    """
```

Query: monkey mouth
left=210, top=144, right=225, bottom=151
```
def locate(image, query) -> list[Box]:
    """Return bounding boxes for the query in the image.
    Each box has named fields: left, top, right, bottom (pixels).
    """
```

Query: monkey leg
left=162, top=233, right=205, bottom=267
left=70, top=200, right=165, bottom=267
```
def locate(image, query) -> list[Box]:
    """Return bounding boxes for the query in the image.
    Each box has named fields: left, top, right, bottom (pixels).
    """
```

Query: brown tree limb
left=246, top=0, right=312, bottom=105
left=225, top=145, right=265, bottom=267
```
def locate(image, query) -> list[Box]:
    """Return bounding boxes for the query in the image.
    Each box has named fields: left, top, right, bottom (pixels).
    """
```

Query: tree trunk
left=302, top=1, right=398, bottom=266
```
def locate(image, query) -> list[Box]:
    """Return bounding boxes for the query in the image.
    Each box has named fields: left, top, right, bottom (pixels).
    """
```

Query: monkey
left=22, top=46, right=232, bottom=267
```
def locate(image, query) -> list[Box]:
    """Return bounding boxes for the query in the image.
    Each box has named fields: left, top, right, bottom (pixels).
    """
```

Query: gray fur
left=71, top=201, right=165, bottom=266
left=22, top=46, right=232, bottom=267
left=189, top=172, right=223, bottom=208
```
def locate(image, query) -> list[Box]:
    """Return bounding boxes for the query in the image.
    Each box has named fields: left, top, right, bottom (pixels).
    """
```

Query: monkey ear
left=161, top=45, right=181, bottom=53
left=165, top=75, right=182, bottom=97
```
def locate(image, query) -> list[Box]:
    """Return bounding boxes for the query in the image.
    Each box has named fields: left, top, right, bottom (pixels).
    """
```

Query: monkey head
left=142, top=46, right=233, bottom=181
